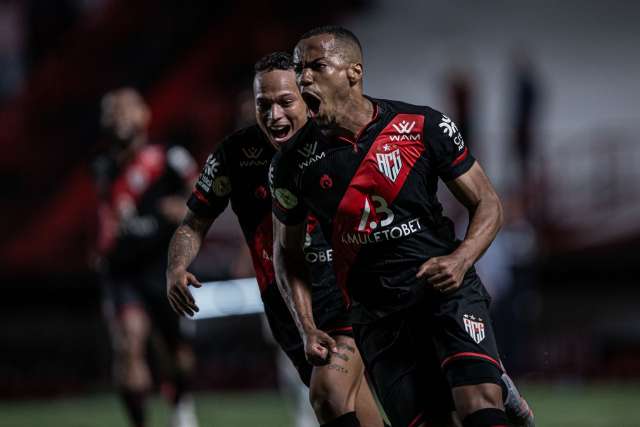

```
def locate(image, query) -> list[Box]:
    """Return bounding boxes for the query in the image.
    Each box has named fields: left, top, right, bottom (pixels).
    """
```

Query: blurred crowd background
left=0, top=0, right=639, bottom=424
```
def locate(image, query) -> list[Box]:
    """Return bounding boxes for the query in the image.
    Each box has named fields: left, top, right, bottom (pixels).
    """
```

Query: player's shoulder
left=272, top=120, right=319, bottom=165
left=373, top=97, right=443, bottom=121
left=220, top=124, right=270, bottom=153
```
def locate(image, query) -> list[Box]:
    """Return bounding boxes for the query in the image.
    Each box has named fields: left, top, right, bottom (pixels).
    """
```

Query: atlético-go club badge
left=212, top=176, right=231, bottom=197
left=463, top=314, right=486, bottom=344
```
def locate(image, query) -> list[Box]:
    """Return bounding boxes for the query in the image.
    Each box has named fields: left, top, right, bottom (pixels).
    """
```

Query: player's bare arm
left=273, top=215, right=338, bottom=365
left=417, top=162, right=503, bottom=293
left=166, top=208, right=214, bottom=316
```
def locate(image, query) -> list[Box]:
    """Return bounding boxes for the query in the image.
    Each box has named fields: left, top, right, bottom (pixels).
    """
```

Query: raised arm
left=166, top=209, right=214, bottom=316
left=273, top=215, right=337, bottom=365
left=417, top=161, right=503, bottom=293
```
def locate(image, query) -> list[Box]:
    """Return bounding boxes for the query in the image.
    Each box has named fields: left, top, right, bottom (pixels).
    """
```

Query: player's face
left=254, top=69, right=307, bottom=150
left=294, top=34, right=351, bottom=127
left=101, top=89, right=150, bottom=146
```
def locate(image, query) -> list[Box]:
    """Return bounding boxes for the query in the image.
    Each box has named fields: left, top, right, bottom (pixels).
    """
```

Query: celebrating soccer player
left=95, top=88, right=200, bottom=427
left=270, top=26, right=534, bottom=427
left=166, top=52, right=383, bottom=427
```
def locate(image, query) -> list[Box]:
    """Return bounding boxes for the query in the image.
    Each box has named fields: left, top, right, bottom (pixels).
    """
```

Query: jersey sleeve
left=166, top=145, right=199, bottom=185
left=186, top=141, right=232, bottom=219
left=269, top=150, right=308, bottom=226
left=424, top=108, right=475, bottom=181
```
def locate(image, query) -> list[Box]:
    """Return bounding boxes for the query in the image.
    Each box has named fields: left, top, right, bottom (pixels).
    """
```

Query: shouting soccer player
left=270, top=26, right=534, bottom=427
left=95, top=88, right=200, bottom=427
left=166, top=52, right=383, bottom=427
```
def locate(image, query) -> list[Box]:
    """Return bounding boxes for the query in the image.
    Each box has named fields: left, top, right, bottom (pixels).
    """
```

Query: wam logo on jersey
left=463, top=314, right=486, bottom=344
left=389, top=120, right=421, bottom=142
left=296, top=141, right=318, bottom=158
left=242, top=147, right=263, bottom=159
left=392, top=120, right=416, bottom=134
left=240, top=146, right=268, bottom=167
left=376, top=143, right=402, bottom=182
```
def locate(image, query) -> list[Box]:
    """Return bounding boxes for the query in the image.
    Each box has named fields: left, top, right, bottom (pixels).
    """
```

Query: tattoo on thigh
left=336, top=343, right=356, bottom=354
left=328, top=364, right=349, bottom=374
left=332, top=352, right=350, bottom=362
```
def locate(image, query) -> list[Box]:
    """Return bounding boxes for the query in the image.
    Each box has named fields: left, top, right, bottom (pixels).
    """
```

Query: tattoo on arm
left=167, top=211, right=213, bottom=272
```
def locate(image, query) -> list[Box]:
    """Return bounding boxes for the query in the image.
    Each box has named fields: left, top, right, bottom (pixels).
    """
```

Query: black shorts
left=262, top=284, right=352, bottom=386
left=353, top=275, right=503, bottom=427
left=102, top=270, right=195, bottom=349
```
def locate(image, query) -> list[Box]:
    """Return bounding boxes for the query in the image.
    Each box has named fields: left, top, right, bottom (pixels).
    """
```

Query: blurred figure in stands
left=510, top=49, right=541, bottom=191
left=93, top=88, right=200, bottom=427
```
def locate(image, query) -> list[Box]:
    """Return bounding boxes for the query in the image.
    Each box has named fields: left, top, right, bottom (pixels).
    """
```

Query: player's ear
left=347, top=62, right=363, bottom=86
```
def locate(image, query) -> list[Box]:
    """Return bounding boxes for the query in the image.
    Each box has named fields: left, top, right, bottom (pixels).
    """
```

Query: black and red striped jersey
left=94, top=144, right=197, bottom=275
left=186, top=125, right=345, bottom=343
left=270, top=98, right=479, bottom=321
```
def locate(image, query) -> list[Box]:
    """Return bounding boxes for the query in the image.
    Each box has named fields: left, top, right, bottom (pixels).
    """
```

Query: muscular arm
left=447, top=161, right=504, bottom=269
left=417, top=161, right=503, bottom=292
left=166, top=208, right=215, bottom=316
left=273, top=215, right=336, bottom=364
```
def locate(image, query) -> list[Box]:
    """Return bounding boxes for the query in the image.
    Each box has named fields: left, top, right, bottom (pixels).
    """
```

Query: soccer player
left=270, top=26, right=534, bottom=427
left=166, top=52, right=384, bottom=427
left=95, top=88, right=200, bottom=427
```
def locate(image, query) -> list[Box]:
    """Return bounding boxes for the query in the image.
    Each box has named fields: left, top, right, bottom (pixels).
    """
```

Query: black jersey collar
left=336, top=96, right=381, bottom=146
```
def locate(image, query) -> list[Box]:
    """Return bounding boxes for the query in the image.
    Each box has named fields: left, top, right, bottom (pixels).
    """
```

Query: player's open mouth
left=269, top=124, right=292, bottom=142
left=302, top=92, right=322, bottom=118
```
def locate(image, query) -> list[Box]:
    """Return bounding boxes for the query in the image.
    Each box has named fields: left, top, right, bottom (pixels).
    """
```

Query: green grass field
left=1, top=383, right=639, bottom=427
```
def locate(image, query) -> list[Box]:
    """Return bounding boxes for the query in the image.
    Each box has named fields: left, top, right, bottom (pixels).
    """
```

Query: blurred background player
left=166, top=53, right=384, bottom=427
left=93, top=88, right=200, bottom=427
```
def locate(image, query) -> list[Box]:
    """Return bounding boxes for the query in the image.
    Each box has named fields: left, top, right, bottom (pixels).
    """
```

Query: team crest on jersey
left=376, top=143, right=402, bottom=182
left=463, top=314, right=486, bottom=344
left=212, top=176, right=231, bottom=197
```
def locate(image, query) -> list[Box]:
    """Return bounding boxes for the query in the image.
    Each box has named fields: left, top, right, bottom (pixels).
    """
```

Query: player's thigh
left=310, top=335, right=363, bottom=405
left=355, top=309, right=458, bottom=427
left=429, top=277, right=504, bottom=394
left=353, top=314, right=427, bottom=427
left=103, top=278, right=151, bottom=354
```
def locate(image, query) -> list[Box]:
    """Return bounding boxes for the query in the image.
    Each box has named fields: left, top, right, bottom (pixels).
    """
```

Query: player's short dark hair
left=254, top=51, right=294, bottom=73
left=299, top=25, right=362, bottom=55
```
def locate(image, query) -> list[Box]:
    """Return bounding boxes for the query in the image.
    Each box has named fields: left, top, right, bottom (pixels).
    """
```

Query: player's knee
left=309, top=376, right=352, bottom=419
left=446, top=359, right=503, bottom=418
left=175, top=343, right=196, bottom=373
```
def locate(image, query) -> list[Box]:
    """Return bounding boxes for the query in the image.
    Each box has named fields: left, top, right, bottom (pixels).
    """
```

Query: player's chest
left=299, top=134, right=433, bottom=219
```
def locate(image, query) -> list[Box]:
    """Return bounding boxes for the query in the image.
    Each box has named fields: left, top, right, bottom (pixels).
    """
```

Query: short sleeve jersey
left=95, top=144, right=197, bottom=274
left=270, top=98, right=478, bottom=319
left=186, top=125, right=342, bottom=311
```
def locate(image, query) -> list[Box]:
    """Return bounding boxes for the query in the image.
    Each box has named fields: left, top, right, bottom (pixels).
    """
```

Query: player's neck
left=335, top=95, right=374, bottom=138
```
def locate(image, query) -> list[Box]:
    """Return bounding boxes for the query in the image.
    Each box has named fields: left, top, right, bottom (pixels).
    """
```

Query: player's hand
left=303, top=328, right=338, bottom=366
left=416, top=253, right=468, bottom=294
left=166, top=268, right=202, bottom=317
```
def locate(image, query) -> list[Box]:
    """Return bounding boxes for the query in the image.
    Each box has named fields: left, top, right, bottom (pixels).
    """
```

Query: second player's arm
left=417, top=162, right=503, bottom=292
left=166, top=208, right=215, bottom=316
left=273, top=216, right=337, bottom=365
